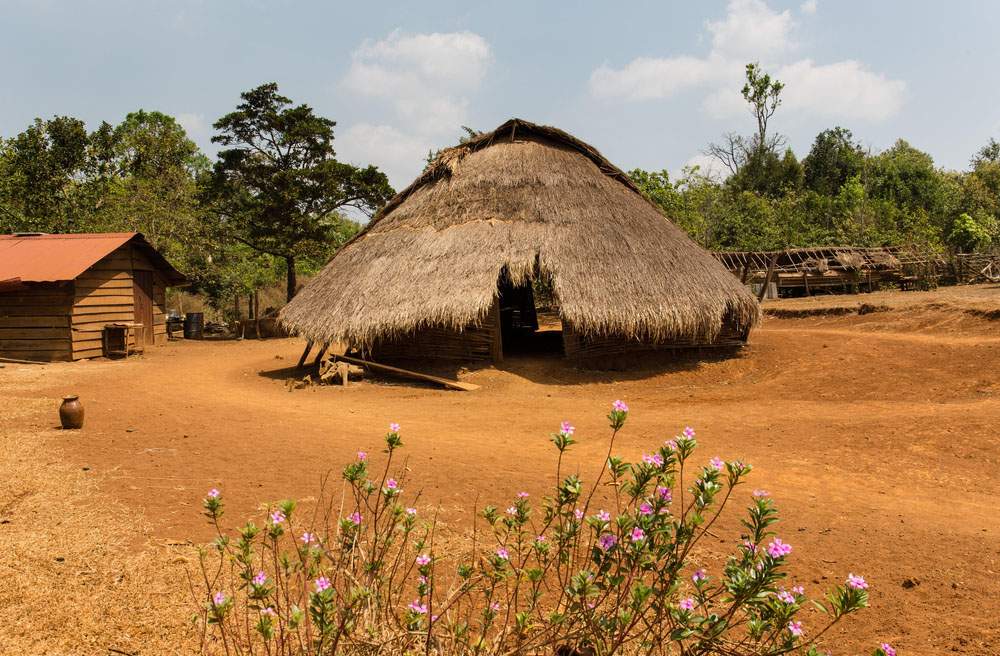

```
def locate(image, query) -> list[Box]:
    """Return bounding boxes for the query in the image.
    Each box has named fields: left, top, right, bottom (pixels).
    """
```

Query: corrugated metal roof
left=0, top=232, right=187, bottom=285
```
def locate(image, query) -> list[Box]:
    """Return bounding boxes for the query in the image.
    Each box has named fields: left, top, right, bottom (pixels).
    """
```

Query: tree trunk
left=286, top=255, right=297, bottom=302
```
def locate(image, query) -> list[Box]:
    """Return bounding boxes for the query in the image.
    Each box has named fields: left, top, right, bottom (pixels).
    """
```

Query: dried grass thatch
left=280, top=119, right=760, bottom=349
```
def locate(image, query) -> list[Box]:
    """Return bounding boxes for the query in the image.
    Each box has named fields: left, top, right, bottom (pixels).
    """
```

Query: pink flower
left=535, top=535, right=547, bottom=543
left=598, top=534, right=618, bottom=551
left=418, top=575, right=428, bottom=585
left=787, top=620, right=804, bottom=637
left=489, top=601, right=501, bottom=612
left=612, top=399, right=629, bottom=413
left=405, top=507, right=417, bottom=516
left=596, top=510, right=611, bottom=522
left=347, top=511, right=362, bottom=525
left=270, top=509, right=286, bottom=524
left=495, top=547, right=509, bottom=560
left=709, top=457, right=725, bottom=471
left=664, top=439, right=678, bottom=451
left=880, top=643, right=896, bottom=656
left=642, top=453, right=664, bottom=467
left=692, top=569, right=707, bottom=583
left=506, top=506, right=518, bottom=516
left=300, top=531, right=315, bottom=544
left=560, top=421, right=575, bottom=435
left=389, top=422, right=400, bottom=433
left=574, top=508, right=584, bottom=521
left=678, top=597, right=696, bottom=611
left=630, top=527, right=646, bottom=542
left=683, top=426, right=695, bottom=438
left=752, top=489, right=770, bottom=498
left=386, top=478, right=399, bottom=490
left=776, top=590, right=795, bottom=604
left=767, top=538, right=792, bottom=558
left=743, top=540, right=758, bottom=554
left=847, top=573, right=869, bottom=590
left=207, top=488, right=220, bottom=499
left=639, top=502, right=653, bottom=516
left=212, top=591, right=227, bottom=606
left=260, top=606, right=276, bottom=617
left=416, top=554, right=431, bottom=566
left=408, top=600, right=427, bottom=614
left=657, top=486, right=673, bottom=502
left=517, top=491, right=529, bottom=498
left=252, top=571, right=267, bottom=586
left=314, top=576, right=331, bottom=592
left=792, top=585, right=805, bottom=595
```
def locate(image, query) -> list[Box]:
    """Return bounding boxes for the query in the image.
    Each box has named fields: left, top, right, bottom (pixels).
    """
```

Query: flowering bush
left=191, top=403, right=894, bottom=655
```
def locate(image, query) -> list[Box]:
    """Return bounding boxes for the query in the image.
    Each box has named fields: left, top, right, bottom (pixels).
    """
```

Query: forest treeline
left=2, top=68, right=998, bottom=316
left=629, top=64, right=1000, bottom=255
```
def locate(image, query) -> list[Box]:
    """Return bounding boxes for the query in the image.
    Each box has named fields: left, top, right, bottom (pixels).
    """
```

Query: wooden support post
left=803, top=272, right=810, bottom=296
left=312, top=341, right=330, bottom=367
left=296, top=340, right=314, bottom=369
left=757, top=254, right=778, bottom=301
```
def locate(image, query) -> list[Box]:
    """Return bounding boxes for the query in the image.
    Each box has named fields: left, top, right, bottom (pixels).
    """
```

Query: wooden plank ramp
left=332, top=354, right=479, bottom=391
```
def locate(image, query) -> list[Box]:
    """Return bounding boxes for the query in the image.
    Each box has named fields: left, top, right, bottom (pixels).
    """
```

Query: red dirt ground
left=4, top=285, right=1000, bottom=655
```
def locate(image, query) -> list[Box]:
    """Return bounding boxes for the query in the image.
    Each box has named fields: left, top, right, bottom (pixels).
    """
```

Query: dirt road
left=3, top=289, right=999, bottom=655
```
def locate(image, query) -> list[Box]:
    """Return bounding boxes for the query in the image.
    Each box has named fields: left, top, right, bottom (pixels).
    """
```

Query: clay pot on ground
left=59, top=395, right=84, bottom=429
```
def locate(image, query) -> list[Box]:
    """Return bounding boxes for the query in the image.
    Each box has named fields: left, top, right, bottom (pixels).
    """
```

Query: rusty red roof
left=0, top=232, right=187, bottom=285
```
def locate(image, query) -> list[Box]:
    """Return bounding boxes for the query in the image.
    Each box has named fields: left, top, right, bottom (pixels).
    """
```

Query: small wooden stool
left=102, top=322, right=144, bottom=358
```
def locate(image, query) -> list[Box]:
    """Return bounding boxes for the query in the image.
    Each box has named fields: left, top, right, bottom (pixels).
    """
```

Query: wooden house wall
left=0, top=283, right=74, bottom=361
left=70, top=244, right=168, bottom=360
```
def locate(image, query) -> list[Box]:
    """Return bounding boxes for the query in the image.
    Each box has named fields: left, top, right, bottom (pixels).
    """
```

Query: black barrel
left=183, top=312, right=204, bottom=339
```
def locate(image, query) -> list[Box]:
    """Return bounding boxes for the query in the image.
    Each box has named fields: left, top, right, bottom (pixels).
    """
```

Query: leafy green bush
left=191, top=404, right=894, bottom=656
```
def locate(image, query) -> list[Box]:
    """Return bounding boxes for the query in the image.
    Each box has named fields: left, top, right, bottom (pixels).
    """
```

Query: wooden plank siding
left=69, top=244, right=169, bottom=359
left=0, top=282, right=74, bottom=361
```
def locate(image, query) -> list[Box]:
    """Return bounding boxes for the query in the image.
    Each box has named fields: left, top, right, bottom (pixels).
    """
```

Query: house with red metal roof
left=0, top=232, right=187, bottom=362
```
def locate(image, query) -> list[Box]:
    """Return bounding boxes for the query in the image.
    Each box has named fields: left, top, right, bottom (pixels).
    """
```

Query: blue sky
left=3, top=0, right=999, bottom=189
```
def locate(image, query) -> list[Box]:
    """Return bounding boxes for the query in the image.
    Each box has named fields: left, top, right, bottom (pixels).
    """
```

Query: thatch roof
left=280, top=119, right=760, bottom=348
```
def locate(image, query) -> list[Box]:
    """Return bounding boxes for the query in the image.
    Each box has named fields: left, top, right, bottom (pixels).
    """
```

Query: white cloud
left=676, top=153, right=730, bottom=182
left=778, top=59, right=905, bottom=121
left=800, top=0, right=818, bottom=15
left=175, top=112, right=208, bottom=141
left=342, top=29, right=490, bottom=136
left=590, top=54, right=735, bottom=101
left=706, top=0, right=795, bottom=60
left=336, top=123, right=432, bottom=192
left=588, top=0, right=904, bottom=124
left=339, top=29, right=491, bottom=189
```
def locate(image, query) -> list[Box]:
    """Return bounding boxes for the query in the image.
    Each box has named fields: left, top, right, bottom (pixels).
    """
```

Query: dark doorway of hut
left=497, top=270, right=564, bottom=358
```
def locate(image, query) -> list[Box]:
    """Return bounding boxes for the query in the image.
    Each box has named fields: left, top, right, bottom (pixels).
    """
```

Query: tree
left=0, top=116, right=89, bottom=232
left=205, top=83, right=394, bottom=301
left=741, top=62, right=785, bottom=155
left=972, top=137, right=1000, bottom=167
left=705, top=62, right=785, bottom=187
left=802, top=127, right=865, bottom=196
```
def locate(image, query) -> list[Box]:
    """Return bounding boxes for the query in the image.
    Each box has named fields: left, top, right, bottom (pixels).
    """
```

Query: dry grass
left=280, top=119, right=759, bottom=349
left=0, top=365, right=198, bottom=656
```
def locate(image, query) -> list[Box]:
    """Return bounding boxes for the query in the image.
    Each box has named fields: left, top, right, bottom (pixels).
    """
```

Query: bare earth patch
left=2, top=285, right=1000, bottom=655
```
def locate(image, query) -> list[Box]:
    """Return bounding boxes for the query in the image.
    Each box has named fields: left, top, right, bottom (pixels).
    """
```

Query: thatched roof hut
left=280, top=119, right=759, bottom=363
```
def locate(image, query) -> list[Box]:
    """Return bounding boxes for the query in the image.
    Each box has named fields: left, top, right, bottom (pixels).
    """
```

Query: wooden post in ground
left=312, top=342, right=330, bottom=367
left=757, top=254, right=778, bottom=302
left=296, top=340, right=314, bottom=369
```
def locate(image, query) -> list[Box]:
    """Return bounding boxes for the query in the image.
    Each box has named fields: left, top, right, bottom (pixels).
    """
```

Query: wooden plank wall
left=131, top=247, right=168, bottom=346
left=0, top=283, right=74, bottom=361
left=72, top=247, right=136, bottom=359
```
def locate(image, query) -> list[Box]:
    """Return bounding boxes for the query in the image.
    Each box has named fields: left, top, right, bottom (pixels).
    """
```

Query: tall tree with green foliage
left=204, top=83, right=394, bottom=301
left=0, top=116, right=89, bottom=232
left=802, top=127, right=865, bottom=197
